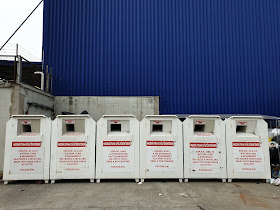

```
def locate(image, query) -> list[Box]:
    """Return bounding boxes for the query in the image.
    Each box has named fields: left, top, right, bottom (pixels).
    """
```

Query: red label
left=237, top=122, right=247, bottom=125
left=195, top=120, right=205, bottom=124
left=103, top=141, right=131, bottom=146
left=12, top=142, right=41, bottom=147
left=190, top=142, right=217, bottom=148
left=232, top=142, right=260, bottom=147
left=111, top=120, right=120, bottom=124
left=146, top=141, right=174, bottom=146
left=64, top=119, right=75, bottom=124
left=20, top=120, right=31, bottom=124
left=57, top=142, right=86, bottom=147
left=153, top=121, right=163, bottom=124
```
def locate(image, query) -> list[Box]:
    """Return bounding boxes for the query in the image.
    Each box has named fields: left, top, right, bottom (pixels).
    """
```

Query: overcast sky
left=0, top=0, right=43, bottom=61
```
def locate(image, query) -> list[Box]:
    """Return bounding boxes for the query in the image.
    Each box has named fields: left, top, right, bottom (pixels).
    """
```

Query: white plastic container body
left=3, top=115, right=51, bottom=184
left=96, top=115, right=140, bottom=182
left=50, top=115, right=96, bottom=183
left=140, top=115, right=183, bottom=182
left=183, top=115, right=227, bottom=182
left=226, top=116, right=270, bottom=182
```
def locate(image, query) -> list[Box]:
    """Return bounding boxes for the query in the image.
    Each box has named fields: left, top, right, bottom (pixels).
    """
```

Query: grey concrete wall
left=0, top=84, right=54, bottom=174
left=55, top=96, right=159, bottom=122
left=0, top=86, right=12, bottom=175
left=20, top=84, right=54, bottom=118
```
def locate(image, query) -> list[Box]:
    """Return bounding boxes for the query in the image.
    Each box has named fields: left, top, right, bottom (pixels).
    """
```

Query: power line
left=18, top=46, right=39, bottom=61
left=0, top=0, right=43, bottom=51
left=0, top=43, right=40, bottom=61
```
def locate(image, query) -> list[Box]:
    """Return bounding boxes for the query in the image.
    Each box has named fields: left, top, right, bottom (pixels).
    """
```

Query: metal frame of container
left=50, top=115, right=96, bottom=183
left=183, top=115, right=227, bottom=182
left=225, top=116, right=271, bottom=182
left=140, top=115, right=183, bottom=182
left=3, top=115, right=51, bottom=184
left=96, top=115, right=140, bottom=182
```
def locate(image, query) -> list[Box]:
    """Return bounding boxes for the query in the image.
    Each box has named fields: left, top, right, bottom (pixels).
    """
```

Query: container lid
left=56, top=115, right=91, bottom=118
left=145, top=115, right=177, bottom=118
left=189, top=115, right=220, bottom=119
left=103, top=115, right=135, bottom=118
left=12, top=115, right=47, bottom=118
left=230, top=116, right=263, bottom=119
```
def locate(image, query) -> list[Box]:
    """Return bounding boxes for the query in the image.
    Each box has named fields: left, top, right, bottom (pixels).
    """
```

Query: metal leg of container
left=179, top=179, right=183, bottom=183
left=184, top=179, right=188, bottom=183
left=51, top=180, right=55, bottom=184
left=135, top=179, right=139, bottom=183
left=45, top=180, right=49, bottom=184
left=96, top=179, right=100, bottom=183
left=228, top=179, right=232, bottom=183
left=4, top=181, right=8, bottom=185
left=90, top=179, right=94, bottom=183
left=222, top=179, right=226, bottom=183
left=141, top=179, right=145, bottom=183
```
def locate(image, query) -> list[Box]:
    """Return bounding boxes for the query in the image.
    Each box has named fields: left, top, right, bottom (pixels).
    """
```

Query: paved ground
left=0, top=179, right=279, bottom=209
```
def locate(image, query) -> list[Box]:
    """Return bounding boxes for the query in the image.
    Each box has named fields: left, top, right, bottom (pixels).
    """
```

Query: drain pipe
left=34, top=71, right=44, bottom=91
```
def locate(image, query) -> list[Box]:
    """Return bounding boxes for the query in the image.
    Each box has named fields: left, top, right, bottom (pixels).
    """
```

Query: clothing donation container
left=226, top=116, right=270, bottom=182
left=3, top=115, right=51, bottom=184
left=183, top=115, right=227, bottom=182
left=140, top=115, right=183, bottom=182
left=50, top=115, right=96, bottom=183
left=96, top=115, right=140, bottom=183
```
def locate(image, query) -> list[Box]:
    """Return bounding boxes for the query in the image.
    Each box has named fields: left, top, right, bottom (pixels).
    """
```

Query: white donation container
left=140, top=115, right=183, bottom=182
left=96, top=115, right=140, bottom=182
left=183, top=115, right=227, bottom=182
left=50, top=115, right=96, bottom=183
left=3, top=115, right=51, bottom=184
left=226, top=116, right=270, bottom=182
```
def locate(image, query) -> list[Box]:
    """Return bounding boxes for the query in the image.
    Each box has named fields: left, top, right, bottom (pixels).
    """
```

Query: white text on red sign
left=12, top=142, right=41, bottom=147
left=146, top=141, right=174, bottom=146
left=103, top=141, right=131, bottom=146
left=232, top=142, right=260, bottom=147
left=57, top=142, right=86, bottom=147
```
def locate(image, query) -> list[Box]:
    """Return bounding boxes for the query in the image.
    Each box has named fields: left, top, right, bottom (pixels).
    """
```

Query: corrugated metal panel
left=43, top=0, right=280, bottom=116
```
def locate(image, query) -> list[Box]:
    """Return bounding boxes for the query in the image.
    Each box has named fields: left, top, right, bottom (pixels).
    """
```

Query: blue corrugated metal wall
left=43, top=0, right=280, bottom=116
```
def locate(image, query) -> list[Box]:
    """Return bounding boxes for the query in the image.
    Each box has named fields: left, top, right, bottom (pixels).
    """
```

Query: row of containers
left=3, top=114, right=270, bottom=184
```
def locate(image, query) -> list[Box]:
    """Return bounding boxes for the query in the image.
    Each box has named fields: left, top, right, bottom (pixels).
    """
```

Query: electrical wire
left=0, top=0, right=43, bottom=51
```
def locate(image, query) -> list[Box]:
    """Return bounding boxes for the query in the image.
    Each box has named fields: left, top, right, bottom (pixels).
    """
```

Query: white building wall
left=0, top=87, right=12, bottom=174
